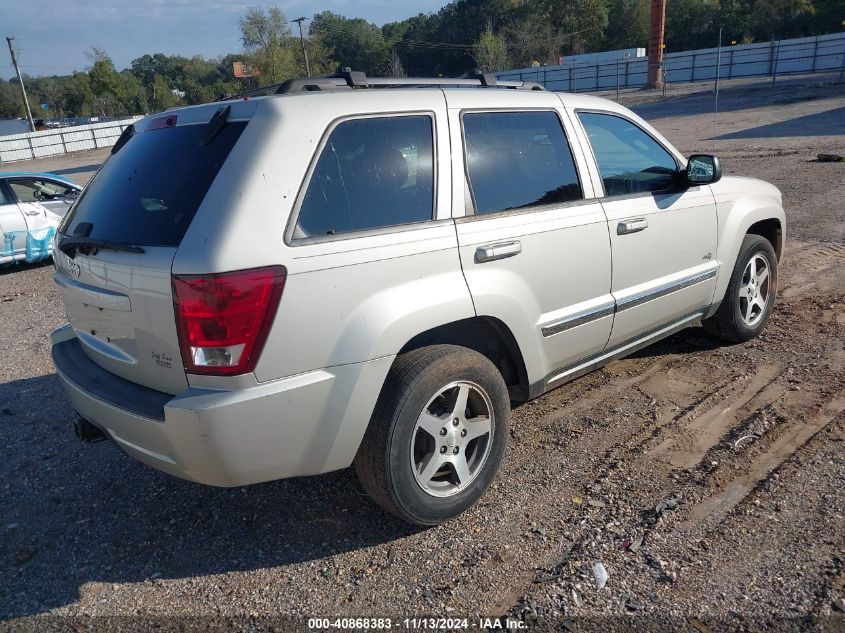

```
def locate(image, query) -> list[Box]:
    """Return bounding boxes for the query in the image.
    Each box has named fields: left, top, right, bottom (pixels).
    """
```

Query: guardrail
left=496, top=31, right=845, bottom=93
left=0, top=116, right=142, bottom=165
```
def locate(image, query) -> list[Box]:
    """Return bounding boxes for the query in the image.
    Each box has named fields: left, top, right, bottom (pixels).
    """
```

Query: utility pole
left=646, top=0, right=666, bottom=89
left=5, top=36, right=36, bottom=132
left=291, top=17, right=311, bottom=77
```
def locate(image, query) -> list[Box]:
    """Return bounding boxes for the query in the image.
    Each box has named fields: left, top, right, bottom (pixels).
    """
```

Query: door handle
left=617, top=218, right=648, bottom=235
left=475, top=240, right=522, bottom=263
left=24, top=210, right=42, bottom=216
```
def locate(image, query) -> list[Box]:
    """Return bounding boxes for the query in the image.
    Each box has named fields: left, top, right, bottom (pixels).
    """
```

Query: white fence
left=496, top=31, right=845, bottom=92
left=0, top=117, right=142, bottom=165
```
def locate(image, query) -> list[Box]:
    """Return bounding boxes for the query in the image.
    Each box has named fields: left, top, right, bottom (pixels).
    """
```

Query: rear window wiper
left=199, top=105, right=230, bottom=146
left=58, top=236, right=145, bottom=258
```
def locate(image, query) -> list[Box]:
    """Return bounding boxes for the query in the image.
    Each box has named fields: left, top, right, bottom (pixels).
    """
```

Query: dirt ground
left=1, top=78, right=843, bottom=632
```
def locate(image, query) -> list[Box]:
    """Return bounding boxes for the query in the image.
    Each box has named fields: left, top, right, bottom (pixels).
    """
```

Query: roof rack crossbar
left=220, top=70, right=546, bottom=99
left=473, top=72, right=498, bottom=87
left=274, top=78, right=351, bottom=94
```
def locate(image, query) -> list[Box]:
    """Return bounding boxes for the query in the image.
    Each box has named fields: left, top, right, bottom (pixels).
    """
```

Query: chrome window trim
left=452, top=196, right=599, bottom=224
left=540, top=300, right=615, bottom=337
left=285, top=111, right=439, bottom=247
left=616, top=265, right=718, bottom=312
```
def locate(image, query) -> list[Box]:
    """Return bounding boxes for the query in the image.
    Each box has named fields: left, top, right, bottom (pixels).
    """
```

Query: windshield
left=61, top=121, right=246, bottom=247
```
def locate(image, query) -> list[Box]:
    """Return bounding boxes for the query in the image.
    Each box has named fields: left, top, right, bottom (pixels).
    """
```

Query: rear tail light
left=172, top=266, right=286, bottom=375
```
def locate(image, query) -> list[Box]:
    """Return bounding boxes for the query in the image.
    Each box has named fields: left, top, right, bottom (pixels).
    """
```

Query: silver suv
left=51, top=72, right=785, bottom=525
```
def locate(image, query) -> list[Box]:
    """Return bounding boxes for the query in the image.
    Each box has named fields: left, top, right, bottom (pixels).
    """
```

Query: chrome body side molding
left=531, top=310, right=706, bottom=397
left=615, top=265, right=718, bottom=313
left=540, top=299, right=615, bottom=337
left=539, top=264, right=717, bottom=338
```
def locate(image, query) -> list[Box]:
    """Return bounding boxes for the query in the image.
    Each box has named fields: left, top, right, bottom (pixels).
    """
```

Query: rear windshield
left=61, top=120, right=246, bottom=247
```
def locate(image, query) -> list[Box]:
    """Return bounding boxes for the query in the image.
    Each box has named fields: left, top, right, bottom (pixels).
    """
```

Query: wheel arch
left=746, top=218, right=783, bottom=261
left=398, top=316, right=531, bottom=402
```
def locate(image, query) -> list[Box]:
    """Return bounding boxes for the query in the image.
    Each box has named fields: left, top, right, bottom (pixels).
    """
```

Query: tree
left=535, top=0, right=610, bottom=54
left=150, top=74, right=179, bottom=112
left=239, top=5, right=297, bottom=83
left=603, top=0, right=650, bottom=50
left=505, top=8, right=561, bottom=68
left=0, top=80, right=25, bottom=118
left=311, top=11, right=389, bottom=74
left=750, top=0, right=815, bottom=40
left=665, top=0, right=717, bottom=50
left=387, top=48, right=406, bottom=77
left=63, top=72, right=95, bottom=117
left=87, top=52, right=124, bottom=115
left=473, top=23, right=510, bottom=72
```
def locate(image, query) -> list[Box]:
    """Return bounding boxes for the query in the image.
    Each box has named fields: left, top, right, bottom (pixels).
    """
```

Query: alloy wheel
left=410, top=381, right=494, bottom=498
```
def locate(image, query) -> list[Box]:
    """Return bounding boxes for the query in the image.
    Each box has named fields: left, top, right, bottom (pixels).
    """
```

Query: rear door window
left=62, top=120, right=246, bottom=247
left=295, top=115, right=434, bottom=238
left=462, top=111, right=582, bottom=215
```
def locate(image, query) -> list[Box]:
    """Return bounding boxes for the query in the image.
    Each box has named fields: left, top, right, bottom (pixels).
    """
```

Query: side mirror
left=685, top=154, right=722, bottom=185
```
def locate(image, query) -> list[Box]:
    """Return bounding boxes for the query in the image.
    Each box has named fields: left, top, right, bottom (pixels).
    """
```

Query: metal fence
left=0, top=116, right=142, bottom=165
left=496, top=31, right=845, bottom=93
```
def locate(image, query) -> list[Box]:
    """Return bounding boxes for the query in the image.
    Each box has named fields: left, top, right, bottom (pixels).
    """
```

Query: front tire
left=354, top=345, right=510, bottom=525
left=703, top=234, right=778, bottom=343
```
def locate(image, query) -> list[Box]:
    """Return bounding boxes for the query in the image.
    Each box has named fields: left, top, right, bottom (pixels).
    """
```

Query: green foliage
left=604, top=0, right=650, bottom=50
left=239, top=5, right=298, bottom=83
left=6, top=0, right=842, bottom=120
left=473, top=24, right=510, bottom=72
left=311, top=11, right=389, bottom=73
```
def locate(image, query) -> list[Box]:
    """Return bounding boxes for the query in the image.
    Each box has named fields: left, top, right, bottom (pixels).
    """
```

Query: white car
left=0, top=172, right=81, bottom=265
left=50, top=72, right=784, bottom=525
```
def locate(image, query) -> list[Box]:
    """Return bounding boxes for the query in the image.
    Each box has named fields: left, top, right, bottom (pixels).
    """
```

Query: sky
left=2, top=0, right=450, bottom=80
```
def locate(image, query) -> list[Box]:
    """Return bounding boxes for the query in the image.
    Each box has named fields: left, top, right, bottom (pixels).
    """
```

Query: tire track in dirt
left=779, top=240, right=844, bottom=301
left=647, top=364, right=784, bottom=470
left=684, top=394, right=845, bottom=526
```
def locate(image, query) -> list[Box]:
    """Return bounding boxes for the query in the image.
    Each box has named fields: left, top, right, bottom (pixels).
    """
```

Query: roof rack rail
left=219, top=69, right=545, bottom=100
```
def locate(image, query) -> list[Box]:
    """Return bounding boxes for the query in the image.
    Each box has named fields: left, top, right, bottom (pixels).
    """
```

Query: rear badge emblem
left=67, top=258, right=81, bottom=278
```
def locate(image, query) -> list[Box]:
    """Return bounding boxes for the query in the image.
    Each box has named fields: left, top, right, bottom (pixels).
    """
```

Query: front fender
left=711, top=179, right=785, bottom=307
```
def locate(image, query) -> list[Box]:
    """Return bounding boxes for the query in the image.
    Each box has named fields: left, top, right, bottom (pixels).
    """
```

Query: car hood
left=713, top=175, right=782, bottom=203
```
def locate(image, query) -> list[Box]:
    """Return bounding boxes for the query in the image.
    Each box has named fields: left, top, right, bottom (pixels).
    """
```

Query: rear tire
left=703, top=234, right=778, bottom=343
left=354, top=345, right=510, bottom=526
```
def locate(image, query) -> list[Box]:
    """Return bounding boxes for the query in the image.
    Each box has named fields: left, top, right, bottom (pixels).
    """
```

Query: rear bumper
left=51, top=326, right=393, bottom=486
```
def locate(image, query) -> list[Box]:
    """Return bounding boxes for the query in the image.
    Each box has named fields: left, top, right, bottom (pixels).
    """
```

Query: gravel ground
left=1, top=79, right=843, bottom=632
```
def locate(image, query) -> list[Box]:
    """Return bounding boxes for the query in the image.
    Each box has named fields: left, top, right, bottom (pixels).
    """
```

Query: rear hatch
left=54, top=105, right=250, bottom=395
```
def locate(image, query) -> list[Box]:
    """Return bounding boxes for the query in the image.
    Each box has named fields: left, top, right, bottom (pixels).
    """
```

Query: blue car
left=0, top=172, right=82, bottom=265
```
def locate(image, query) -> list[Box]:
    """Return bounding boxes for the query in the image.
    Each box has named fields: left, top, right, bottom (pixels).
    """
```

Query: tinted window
left=9, top=179, right=75, bottom=203
left=463, top=111, right=582, bottom=215
left=0, top=184, right=11, bottom=205
left=62, top=121, right=246, bottom=247
left=578, top=112, right=679, bottom=196
left=297, top=115, right=434, bottom=237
